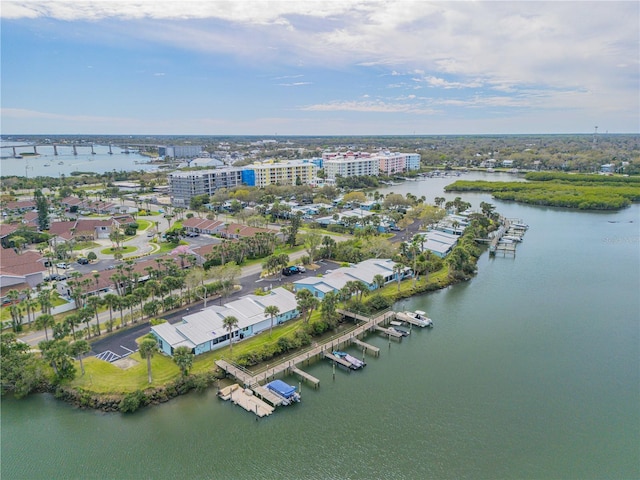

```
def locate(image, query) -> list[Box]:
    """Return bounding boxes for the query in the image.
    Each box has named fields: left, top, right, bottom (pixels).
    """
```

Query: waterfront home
left=151, top=287, right=299, bottom=356
left=292, top=258, right=406, bottom=299
left=419, top=230, right=459, bottom=258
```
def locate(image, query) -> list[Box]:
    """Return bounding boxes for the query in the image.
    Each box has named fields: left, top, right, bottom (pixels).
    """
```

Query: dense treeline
left=446, top=179, right=640, bottom=210
left=524, top=172, right=640, bottom=184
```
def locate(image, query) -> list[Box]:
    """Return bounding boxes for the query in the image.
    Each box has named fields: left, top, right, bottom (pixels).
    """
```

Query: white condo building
left=324, top=156, right=379, bottom=180
left=168, top=168, right=243, bottom=207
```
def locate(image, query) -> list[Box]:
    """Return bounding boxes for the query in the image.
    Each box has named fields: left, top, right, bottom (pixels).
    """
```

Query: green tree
left=39, top=339, right=76, bottom=381
left=139, top=335, right=159, bottom=384
left=35, top=313, right=55, bottom=342
left=34, top=189, right=50, bottom=230
left=1, top=333, right=45, bottom=398
left=173, top=346, right=194, bottom=377
left=71, top=340, right=91, bottom=376
left=295, top=289, right=319, bottom=324
left=264, top=304, right=280, bottom=337
left=222, top=315, right=239, bottom=355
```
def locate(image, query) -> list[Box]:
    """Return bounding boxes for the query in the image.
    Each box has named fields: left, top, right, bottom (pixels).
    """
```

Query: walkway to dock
left=215, top=309, right=396, bottom=390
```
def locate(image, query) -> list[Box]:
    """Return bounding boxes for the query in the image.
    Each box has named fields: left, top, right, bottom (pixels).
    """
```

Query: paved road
left=31, top=253, right=337, bottom=362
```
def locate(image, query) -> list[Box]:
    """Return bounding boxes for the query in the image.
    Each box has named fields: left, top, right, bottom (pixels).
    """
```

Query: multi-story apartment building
left=324, top=155, right=379, bottom=180
left=376, top=152, right=408, bottom=175
left=405, top=153, right=421, bottom=170
left=168, top=168, right=243, bottom=207
left=159, top=145, right=204, bottom=159
left=243, top=160, right=317, bottom=188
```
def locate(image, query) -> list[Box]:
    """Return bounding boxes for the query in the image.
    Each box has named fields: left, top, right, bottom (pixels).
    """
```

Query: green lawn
left=136, top=219, right=152, bottom=230
left=73, top=241, right=100, bottom=251
left=100, top=246, right=137, bottom=255
left=71, top=353, right=181, bottom=394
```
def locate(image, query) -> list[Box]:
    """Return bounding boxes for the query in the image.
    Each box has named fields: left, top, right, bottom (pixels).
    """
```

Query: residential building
left=151, top=287, right=299, bottom=356
left=168, top=168, right=243, bottom=207
left=324, top=155, right=379, bottom=180
left=158, top=145, right=203, bottom=159
left=0, top=248, right=46, bottom=299
left=293, top=258, right=406, bottom=299
left=243, top=160, right=317, bottom=188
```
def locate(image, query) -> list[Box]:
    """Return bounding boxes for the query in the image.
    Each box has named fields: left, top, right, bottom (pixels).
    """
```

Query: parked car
left=296, top=265, right=306, bottom=273
left=56, top=262, right=69, bottom=269
left=282, top=266, right=301, bottom=276
left=77, top=257, right=89, bottom=265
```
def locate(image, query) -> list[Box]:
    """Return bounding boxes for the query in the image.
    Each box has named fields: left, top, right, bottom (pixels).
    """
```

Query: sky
left=1, top=0, right=638, bottom=135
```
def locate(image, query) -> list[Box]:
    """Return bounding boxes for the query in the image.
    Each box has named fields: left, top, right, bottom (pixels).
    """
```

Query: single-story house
left=151, top=287, right=298, bottom=356
left=0, top=248, right=46, bottom=295
left=182, top=218, right=225, bottom=235
left=293, top=258, right=406, bottom=299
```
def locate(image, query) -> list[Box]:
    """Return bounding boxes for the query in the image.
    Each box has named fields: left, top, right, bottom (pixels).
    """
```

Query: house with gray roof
left=151, top=287, right=299, bottom=356
left=292, top=258, right=407, bottom=299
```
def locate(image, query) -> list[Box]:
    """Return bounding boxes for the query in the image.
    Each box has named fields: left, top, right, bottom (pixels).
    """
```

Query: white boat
left=395, top=310, right=433, bottom=328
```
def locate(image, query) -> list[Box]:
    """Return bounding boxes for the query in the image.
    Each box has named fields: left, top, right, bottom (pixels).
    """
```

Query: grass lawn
left=136, top=219, right=152, bottom=230
left=71, top=353, right=181, bottom=394
left=100, top=246, right=137, bottom=256
left=73, top=241, right=100, bottom=251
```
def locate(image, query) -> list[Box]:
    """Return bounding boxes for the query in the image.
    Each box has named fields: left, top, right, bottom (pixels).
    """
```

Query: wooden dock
left=218, top=384, right=275, bottom=417
left=252, top=385, right=285, bottom=407
left=290, top=367, right=320, bottom=388
left=351, top=338, right=380, bottom=357
left=215, top=309, right=397, bottom=401
left=324, top=351, right=355, bottom=370
left=375, top=325, right=404, bottom=339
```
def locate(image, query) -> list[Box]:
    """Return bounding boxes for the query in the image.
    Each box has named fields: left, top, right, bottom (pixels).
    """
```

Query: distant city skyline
left=1, top=1, right=638, bottom=135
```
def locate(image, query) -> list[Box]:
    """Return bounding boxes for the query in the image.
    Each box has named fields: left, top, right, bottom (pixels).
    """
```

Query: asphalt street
left=88, top=258, right=337, bottom=361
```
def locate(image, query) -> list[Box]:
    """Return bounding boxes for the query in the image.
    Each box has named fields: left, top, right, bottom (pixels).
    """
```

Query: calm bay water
left=0, top=142, right=158, bottom=177
left=2, top=177, right=639, bottom=480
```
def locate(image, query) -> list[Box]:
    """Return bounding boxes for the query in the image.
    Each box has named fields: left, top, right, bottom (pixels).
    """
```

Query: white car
left=56, top=262, right=69, bottom=269
left=296, top=265, right=306, bottom=273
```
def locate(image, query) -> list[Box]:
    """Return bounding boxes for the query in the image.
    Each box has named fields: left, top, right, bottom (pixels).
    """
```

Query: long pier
left=215, top=309, right=397, bottom=391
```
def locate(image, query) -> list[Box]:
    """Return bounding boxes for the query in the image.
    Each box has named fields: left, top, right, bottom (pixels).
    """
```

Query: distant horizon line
left=2, top=132, right=637, bottom=138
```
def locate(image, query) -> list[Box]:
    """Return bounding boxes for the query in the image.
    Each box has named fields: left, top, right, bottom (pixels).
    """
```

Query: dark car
left=282, top=266, right=300, bottom=276
left=77, top=257, right=89, bottom=265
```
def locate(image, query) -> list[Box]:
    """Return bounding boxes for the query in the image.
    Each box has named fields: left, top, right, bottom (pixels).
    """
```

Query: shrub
left=119, top=390, right=145, bottom=413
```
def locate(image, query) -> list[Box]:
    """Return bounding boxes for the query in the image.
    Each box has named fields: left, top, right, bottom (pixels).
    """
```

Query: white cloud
left=299, top=100, right=438, bottom=115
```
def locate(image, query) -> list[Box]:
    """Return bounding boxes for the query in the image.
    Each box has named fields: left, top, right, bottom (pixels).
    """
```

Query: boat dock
left=290, top=366, right=321, bottom=388
left=215, top=308, right=398, bottom=416
left=351, top=338, right=380, bottom=357
left=489, top=217, right=528, bottom=257
left=324, top=351, right=355, bottom=370
left=253, top=385, right=285, bottom=407
left=218, top=384, right=275, bottom=417
left=374, top=325, right=404, bottom=339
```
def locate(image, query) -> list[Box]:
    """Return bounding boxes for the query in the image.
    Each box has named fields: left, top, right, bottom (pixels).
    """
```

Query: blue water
left=2, top=182, right=639, bottom=480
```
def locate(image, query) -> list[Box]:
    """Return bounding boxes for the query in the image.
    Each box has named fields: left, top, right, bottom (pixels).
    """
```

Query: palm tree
left=86, top=296, right=103, bottom=336
left=222, top=315, right=239, bottom=355
left=393, top=262, right=405, bottom=291
left=173, top=346, right=194, bottom=377
left=264, top=305, right=280, bottom=337
left=138, top=335, right=158, bottom=384
left=373, top=274, right=385, bottom=290
left=103, top=293, right=119, bottom=327
left=35, top=313, right=55, bottom=341
left=71, top=340, right=90, bottom=376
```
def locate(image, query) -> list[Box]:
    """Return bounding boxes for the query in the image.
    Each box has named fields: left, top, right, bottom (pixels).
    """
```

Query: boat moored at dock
left=395, top=310, right=433, bottom=328
left=265, top=379, right=301, bottom=405
left=332, top=351, right=366, bottom=370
